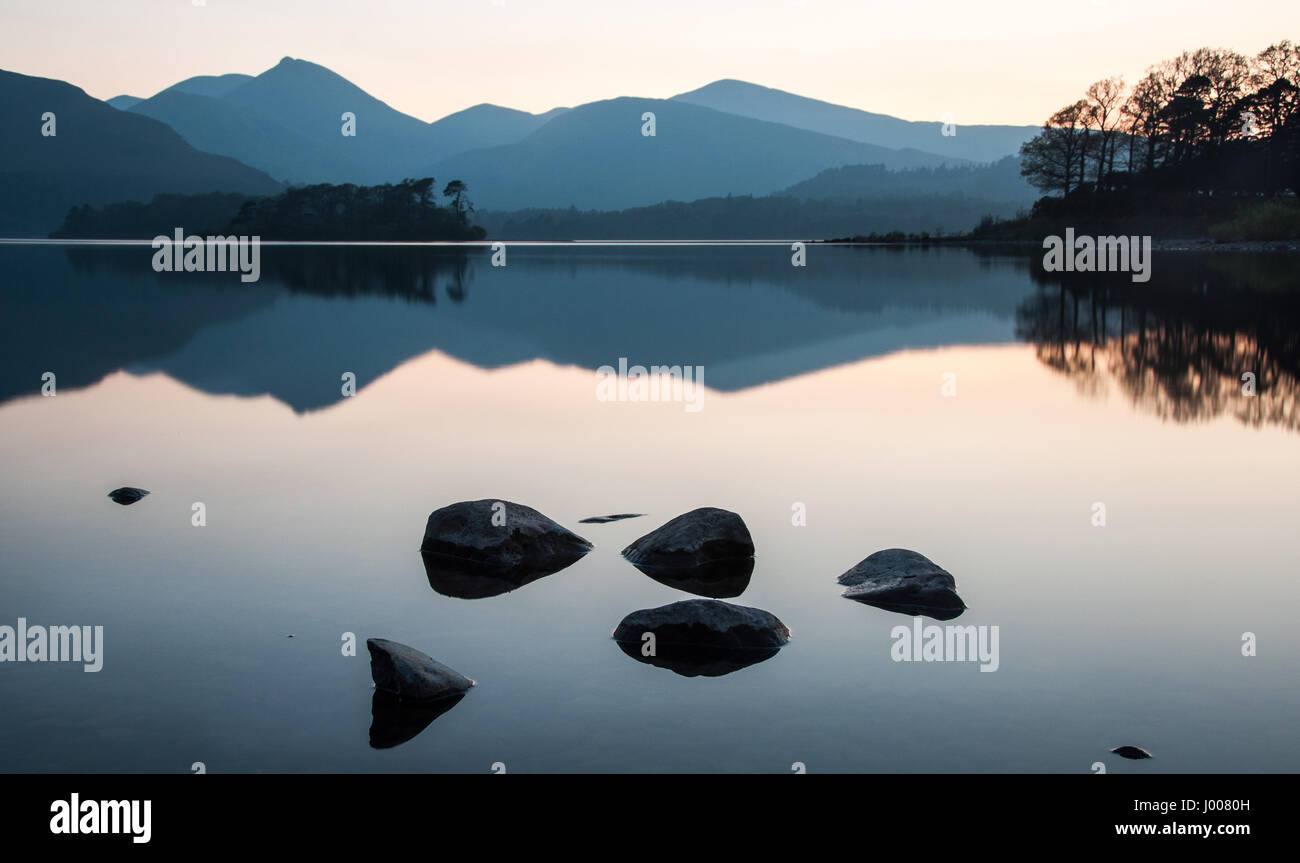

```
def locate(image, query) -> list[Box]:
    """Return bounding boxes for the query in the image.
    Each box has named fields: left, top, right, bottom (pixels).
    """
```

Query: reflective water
left=1, top=243, right=1297, bottom=773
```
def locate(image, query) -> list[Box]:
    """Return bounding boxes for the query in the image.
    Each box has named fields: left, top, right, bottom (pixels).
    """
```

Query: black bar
left=2, top=774, right=1275, bottom=849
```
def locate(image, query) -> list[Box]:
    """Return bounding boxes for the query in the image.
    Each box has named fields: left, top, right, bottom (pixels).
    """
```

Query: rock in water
left=366, top=638, right=474, bottom=703
left=612, top=599, right=790, bottom=677
left=579, top=513, right=645, bottom=524
left=613, top=599, right=789, bottom=649
left=420, top=499, right=591, bottom=567
left=107, top=487, right=150, bottom=506
left=622, top=508, right=753, bottom=568
left=1111, top=745, right=1153, bottom=760
left=420, top=499, right=592, bottom=598
left=837, top=548, right=966, bottom=619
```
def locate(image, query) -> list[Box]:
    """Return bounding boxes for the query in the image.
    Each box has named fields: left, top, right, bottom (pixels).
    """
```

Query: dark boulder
left=420, top=499, right=592, bottom=598
left=367, top=638, right=474, bottom=703
left=622, top=508, right=754, bottom=597
left=612, top=598, right=789, bottom=677
left=838, top=548, right=966, bottom=620
left=622, top=508, right=753, bottom=569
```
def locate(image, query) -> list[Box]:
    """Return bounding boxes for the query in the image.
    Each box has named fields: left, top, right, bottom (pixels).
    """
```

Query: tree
left=1248, top=41, right=1300, bottom=137
left=443, top=180, right=472, bottom=222
left=1085, top=77, right=1126, bottom=189
left=1020, top=101, right=1091, bottom=197
left=1124, top=69, right=1173, bottom=174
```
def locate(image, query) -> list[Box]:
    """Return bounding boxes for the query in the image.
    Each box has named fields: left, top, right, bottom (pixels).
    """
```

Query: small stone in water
left=1111, top=745, right=1152, bottom=759
left=107, top=487, right=150, bottom=506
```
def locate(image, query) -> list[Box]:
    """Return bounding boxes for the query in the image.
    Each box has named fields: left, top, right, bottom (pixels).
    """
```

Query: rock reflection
left=626, top=557, right=754, bottom=599
left=613, top=639, right=779, bottom=678
left=421, top=551, right=587, bottom=599
left=369, top=690, right=466, bottom=750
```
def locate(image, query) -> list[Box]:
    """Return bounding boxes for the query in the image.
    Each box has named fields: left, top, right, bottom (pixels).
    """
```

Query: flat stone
left=579, top=513, right=645, bottom=524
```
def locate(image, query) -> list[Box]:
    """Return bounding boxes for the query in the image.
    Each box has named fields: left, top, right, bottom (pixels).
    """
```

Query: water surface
left=1, top=243, right=1296, bottom=773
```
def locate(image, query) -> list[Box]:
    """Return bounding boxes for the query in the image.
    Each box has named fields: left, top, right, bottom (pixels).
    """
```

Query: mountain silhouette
left=116, top=60, right=983, bottom=209
left=0, top=69, right=283, bottom=236
left=127, top=58, right=436, bottom=185
left=428, top=103, right=570, bottom=158
left=160, top=73, right=254, bottom=99
left=673, top=79, right=1039, bottom=164
left=129, top=88, right=358, bottom=186
left=124, top=58, right=567, bottom=185
left=427, top=96, right=966, bottom=211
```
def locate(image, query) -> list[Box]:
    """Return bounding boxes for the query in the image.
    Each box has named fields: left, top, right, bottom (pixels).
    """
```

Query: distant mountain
left=7, top=61, right=1037, bottom=233
left=783, top=156, right=1036, bottom=204
left=428, top=96, right=966, bottom=211
left=129, top=88, right=355, bottom=185
left=124, top=61, right=974, bottom=206
left=480, top=192, right=1025, bottom=240
left=126, top=58, right=431, bottom=184
left=162, top=73, right=253, bottom=98
left=126, top=59, right=565, bottom=185
left=0, top=69, right=283, bottom=236
left=673, top=80, right=1038, bottom=163
left=427, top=103, right=570, bottom=158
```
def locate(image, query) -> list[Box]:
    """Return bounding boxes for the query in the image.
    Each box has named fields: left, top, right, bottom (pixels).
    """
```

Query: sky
left=1, top=0, right=1293, bottom=125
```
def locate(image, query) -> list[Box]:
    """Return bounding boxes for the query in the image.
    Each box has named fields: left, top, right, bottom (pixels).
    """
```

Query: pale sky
left=1, top=0, right=1292, bottom=125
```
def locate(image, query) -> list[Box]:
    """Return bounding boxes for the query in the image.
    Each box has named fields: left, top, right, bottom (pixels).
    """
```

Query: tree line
left=229, top=177, right=484, bottom=241
left=1020, top=42, right=1299, bottom=199
left=52, top=178, right=486, bottom=241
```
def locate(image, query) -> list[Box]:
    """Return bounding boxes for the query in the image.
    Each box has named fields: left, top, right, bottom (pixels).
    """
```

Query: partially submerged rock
left=369, top=689, right=465, bottom=750
left=579, top=513, right=645, bottom=524
left=420, top=499, right=592, bottom=598
left=621, top=508, right=755, bottom=597
left=612, top=599, right=789, bottom=677
left=367, top=638, right=474, bottom=703
left=622, top=508, right=754, bottom=569
left=837, top=548, right=966, bottom=620
left=107, top=487, right=149, bottom=506
left=1111, top=745, right=1152, bottom=760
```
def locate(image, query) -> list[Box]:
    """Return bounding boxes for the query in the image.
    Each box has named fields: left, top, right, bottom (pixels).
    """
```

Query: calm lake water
left=1, top=242, right=1297, bottom=773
